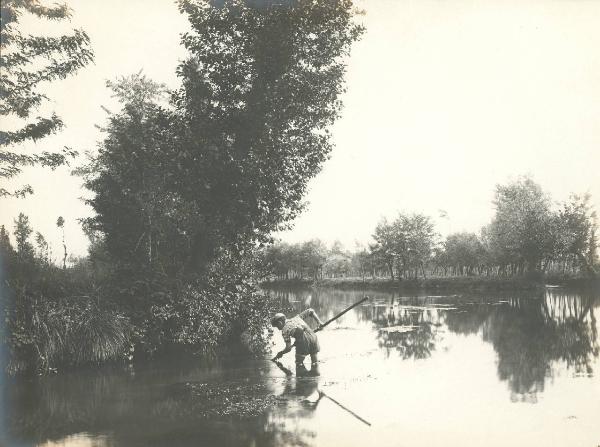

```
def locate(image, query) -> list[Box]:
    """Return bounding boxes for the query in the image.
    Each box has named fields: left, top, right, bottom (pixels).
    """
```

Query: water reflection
left=377, top=323, right=437, bottom=360
left=6, top=358, right=314, bottom=447
left=447, top=292, right=599, bottom=399
left=3, top=288, right=599, bottom=447
left=271, top=288, right=600, bottom=397
left=272, top=360, right=371, bottom=428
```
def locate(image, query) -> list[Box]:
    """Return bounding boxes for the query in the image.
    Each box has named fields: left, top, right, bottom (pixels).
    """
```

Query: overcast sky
left=2, top=0, right=599, bottom=259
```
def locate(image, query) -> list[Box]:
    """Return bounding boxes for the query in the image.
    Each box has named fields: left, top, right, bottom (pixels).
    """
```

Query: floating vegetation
left=392, top=305, right=458, bottom=311
left=183, top=382, right=277, bottom=418
left=426, top=295, right=460, bottom=299
left=378, top=326, right=419, bottom=334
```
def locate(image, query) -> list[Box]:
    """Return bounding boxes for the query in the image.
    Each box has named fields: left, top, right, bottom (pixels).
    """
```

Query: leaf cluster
left=1, top=0, right=93, bottom=197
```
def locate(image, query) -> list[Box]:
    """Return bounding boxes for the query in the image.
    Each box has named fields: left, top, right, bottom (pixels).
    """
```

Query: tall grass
left=73, top=307, right=131, bottom=364
left=7, top=296, right=132, bottom=374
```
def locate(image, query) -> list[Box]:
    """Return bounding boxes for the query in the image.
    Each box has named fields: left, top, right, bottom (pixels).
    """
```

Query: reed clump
left=5, top=294, right=132, bottom=375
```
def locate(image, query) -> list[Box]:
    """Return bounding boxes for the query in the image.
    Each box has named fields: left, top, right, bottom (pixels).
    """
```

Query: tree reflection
left=369, top=296, right=443, bottom=360
left=272, top=288, right=600, bottom=382
left=377, top=323, right=437, bottom=360
left=445, top=301, right=493, bottom=336
left=444, top=291, right=600, bottom=399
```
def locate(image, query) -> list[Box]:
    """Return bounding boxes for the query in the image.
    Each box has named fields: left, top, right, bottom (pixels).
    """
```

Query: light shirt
left=281, top=309, right=312, bottom=345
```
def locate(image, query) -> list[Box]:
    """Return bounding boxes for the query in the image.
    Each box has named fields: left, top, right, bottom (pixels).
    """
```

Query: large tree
left=555, top=193, right=598, bottom=276
left=83, top=0, right=363, bottom=279
left=0, top=0, right=93, bottom=197
left=370, top=219, right=398, bottom=280
left=370, top=213, right=436, bottom=280
left=79, top=73, right=182, bottom=278
left=488, top=177, right=554, bottom=274
left=172, top=0, right=363, bottom=269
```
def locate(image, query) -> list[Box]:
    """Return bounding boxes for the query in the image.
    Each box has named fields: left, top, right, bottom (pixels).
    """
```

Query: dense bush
left=145, top=283, right=271, bottom=355
left=132, top=250, right=273, bottom=357
left=2, top=234, right=272, bottom=374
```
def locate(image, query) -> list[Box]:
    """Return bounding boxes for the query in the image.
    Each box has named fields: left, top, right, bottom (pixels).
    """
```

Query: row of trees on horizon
left=260, top=178, right=599, bottom=281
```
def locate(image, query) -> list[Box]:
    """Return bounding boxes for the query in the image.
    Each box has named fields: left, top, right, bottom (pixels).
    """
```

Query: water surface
left=4, top=288, right=600, bottom=447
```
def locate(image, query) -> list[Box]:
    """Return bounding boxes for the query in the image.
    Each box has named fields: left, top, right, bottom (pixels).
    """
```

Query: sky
left=2, top=0, right=599, bottom=259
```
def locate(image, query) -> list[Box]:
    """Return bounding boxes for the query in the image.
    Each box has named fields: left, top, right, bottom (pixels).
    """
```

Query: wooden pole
left=315, top=296, right=370, bottom=332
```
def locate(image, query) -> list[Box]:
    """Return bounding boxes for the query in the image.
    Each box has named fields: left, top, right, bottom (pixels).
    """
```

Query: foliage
left=134, top=249, right=272, bottom=356
left=4, top=1, right=363, bottom=374
left=13, top=212, right=34, bottom=260
left=81, top=0, right=362, bottom=280
left=554, top=193, right=598, bottom=276
left=488, top=177, right=555, bottom=274
left=442, top=232, right=485, bottom=275
left=70, top=0, right=363, bottom=369
left=0, top=0, right=93, bottom=197
left=3, top=213, right=133, bottom=374
left=370, top=219, right=398, bottom=279
left=351, top=246, right=373, bottom=279
left=260, top=239, right=350, bottom=280
left=78, top=73, right=180, bottom=278
left=172, top=0, right=363, bottom=270
left=6, top=293, right=132, bottom=375
left=370, top=213, right=436, bottom=279
left=35, top=231, right=50, bottom=263
left=0, top=224, right=14, bottom=255
left=299, top=239, right=328, bottom=279
left=261, top=179, right=599, bottom=281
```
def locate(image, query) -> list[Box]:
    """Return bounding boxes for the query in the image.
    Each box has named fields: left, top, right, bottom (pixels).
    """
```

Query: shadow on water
left=5, top=359, right=315, bottom=447
left=4, top=288, right=600, bottom=446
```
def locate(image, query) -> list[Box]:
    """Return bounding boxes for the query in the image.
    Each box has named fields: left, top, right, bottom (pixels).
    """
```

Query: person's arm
left=273, top=339, right=293, bottom=360
left=300, top=308, right=324, bottom=329
left=273, top=360, right=293, bottom=376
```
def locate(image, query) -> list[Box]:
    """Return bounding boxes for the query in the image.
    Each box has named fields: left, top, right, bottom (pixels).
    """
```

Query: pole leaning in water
left=320, top=391, right=372, bottom=426
left=315, top=296, right=370, bottom=332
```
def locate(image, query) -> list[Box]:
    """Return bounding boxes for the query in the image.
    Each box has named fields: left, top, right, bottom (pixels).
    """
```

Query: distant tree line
left=260, top=178, right=598, bottom=281
left=260, top=239, right=362, bottom=280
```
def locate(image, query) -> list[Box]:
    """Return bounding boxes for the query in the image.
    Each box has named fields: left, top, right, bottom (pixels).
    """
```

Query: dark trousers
left=295, top=352, right=319, bottom=366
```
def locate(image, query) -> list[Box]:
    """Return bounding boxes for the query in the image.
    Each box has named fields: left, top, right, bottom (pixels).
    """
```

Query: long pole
left=315, top=296, right=370, bottom=332
left=321, top=391, right=372, bottom=426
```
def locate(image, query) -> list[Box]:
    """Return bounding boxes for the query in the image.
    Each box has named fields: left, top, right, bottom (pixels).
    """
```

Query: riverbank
left=9, top=287, right=600, bottom=447
left=261, top=276, right=600, bottom=293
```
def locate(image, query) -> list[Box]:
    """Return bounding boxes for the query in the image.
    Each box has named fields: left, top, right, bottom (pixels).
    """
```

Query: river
left=3, top=288, right=600, bottom=447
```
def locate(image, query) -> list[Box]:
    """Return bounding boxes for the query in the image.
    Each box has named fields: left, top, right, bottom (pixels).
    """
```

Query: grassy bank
left=262, top=276, right=600, bottom=293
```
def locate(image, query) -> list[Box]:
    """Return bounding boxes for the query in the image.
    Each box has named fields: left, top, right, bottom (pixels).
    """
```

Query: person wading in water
left=271, top=308, right=325, bottom=375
